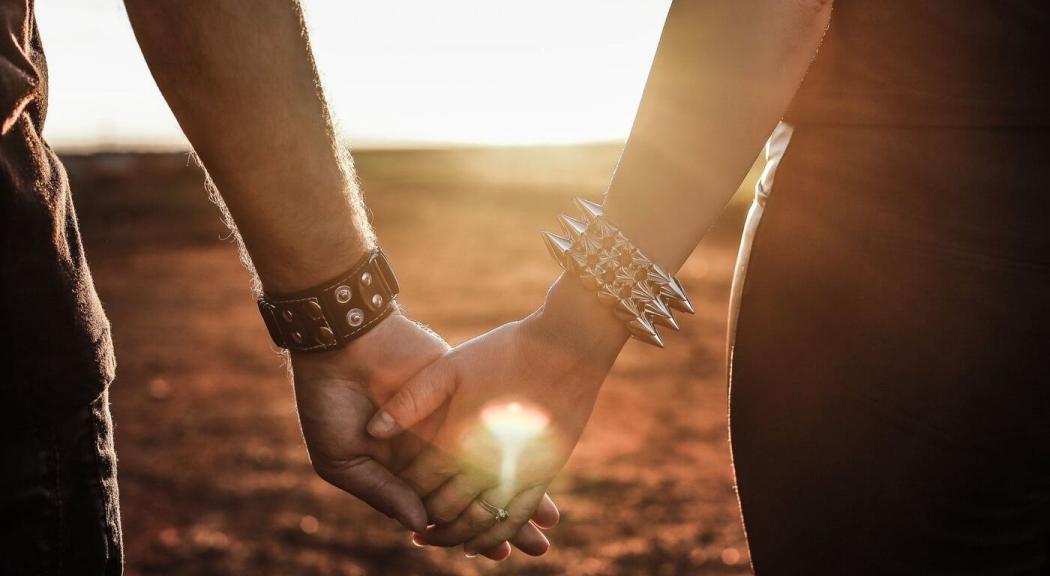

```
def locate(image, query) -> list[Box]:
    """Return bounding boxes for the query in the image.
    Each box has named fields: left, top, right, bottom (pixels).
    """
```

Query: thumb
left=367, top=358, right=457, bottom=439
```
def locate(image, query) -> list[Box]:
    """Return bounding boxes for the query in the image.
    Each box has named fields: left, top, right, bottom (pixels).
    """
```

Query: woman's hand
left=366, top=277, right=629, bottom=556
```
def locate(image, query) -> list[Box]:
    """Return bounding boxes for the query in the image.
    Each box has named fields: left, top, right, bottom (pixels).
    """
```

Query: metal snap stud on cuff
left=318, top=326, right=336, bottom=346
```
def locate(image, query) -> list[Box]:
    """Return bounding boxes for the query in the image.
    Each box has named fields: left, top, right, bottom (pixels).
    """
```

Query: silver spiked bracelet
left=542, top=198, right=694, bottom=348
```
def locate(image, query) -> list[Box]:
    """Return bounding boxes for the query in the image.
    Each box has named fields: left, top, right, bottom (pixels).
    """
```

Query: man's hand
left=292, top=313, right=446, bottom=531
left=292, top=312, right=558, bottom=560
left=366, top=278, right=628, bottom=555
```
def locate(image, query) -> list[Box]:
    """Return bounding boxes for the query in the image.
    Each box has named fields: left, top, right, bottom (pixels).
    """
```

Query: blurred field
left=67, top=145, right=756, bottom=576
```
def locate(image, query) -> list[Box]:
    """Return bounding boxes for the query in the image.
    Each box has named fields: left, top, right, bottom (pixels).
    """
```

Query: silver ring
left=477, top=498, right=510, bottom=523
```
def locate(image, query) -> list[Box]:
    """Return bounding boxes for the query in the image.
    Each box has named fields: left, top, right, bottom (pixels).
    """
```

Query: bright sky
left=36, top=1, right=670, bottom=150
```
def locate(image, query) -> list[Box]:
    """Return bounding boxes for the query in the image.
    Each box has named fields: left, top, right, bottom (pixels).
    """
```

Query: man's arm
left=124, top=0, right=369, bottom=291
left=122, top=1, right=557, bottom=558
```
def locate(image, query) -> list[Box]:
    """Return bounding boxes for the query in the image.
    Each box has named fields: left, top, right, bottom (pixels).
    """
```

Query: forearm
left=541, top=0, right=832, bottom=350
left=606, top=0, right=832, bottom=269
left=125, top=0, right=371, bottom=292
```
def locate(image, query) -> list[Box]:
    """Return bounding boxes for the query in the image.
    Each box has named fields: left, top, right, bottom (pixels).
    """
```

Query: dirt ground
left=68, top=145, right=756, bottom=576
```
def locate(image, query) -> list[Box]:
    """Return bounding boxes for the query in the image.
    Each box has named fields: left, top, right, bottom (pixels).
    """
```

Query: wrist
left=257, top=248, right=400, bottom=353
left=253, top=231, right=375, bottom=294
left=289, top=304, right=410, bottom=387
left=531, top=274, right=630, bottom=366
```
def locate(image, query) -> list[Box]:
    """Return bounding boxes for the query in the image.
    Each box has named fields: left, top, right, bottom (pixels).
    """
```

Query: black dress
left=728, top=2, right=1050, bottom=574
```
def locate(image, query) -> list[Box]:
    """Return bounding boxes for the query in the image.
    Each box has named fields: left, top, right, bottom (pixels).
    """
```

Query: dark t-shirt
left=787, top=1, right=1050, bottom=127
left=1, top=1, right=114, bottom=411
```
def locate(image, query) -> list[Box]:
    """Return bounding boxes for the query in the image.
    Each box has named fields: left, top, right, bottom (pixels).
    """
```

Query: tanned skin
left=124, top=0, right=558, bottom=561
left=366, top=0, right=833, bottom=556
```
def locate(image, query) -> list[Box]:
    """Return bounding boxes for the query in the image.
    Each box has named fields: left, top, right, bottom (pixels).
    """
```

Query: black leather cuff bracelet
left=257, top=248, right=400, bottom=352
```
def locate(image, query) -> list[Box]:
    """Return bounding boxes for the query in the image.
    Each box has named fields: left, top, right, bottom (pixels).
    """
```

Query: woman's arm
left=610, top=0, right=832, bottom=267
left=368, top=0, right=834, bottom=557
left=543, top=0, right=834, bottom=356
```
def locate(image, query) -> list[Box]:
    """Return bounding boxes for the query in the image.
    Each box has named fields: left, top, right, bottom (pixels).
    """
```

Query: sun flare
left=478, top=401, right=551, bottom=483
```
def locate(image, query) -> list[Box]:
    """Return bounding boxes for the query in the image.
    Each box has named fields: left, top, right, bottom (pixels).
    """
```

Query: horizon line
left=52, top=137, right=628, bottom=156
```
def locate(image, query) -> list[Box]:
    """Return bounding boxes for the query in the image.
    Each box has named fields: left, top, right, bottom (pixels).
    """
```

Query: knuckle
left=467, top=469, right=496, bottom=489
left=508, top=508, right=532, bottom=526
left=469, top=513, right=495, bottom=533
left=312, top=455, right=367, bottom=486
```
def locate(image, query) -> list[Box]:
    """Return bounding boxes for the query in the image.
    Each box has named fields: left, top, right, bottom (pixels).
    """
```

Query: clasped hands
left=290, top=278, right=627, bottom=560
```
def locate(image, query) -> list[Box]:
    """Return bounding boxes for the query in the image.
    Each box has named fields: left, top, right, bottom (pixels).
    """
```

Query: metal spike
left=627, top=315, right=664, bottom=348
left=541, top=232, right=573, bottom=265
left=631, top=279, right=660, bottom=301
left=593, top=221, right=619, bottom=247
left=646, top=264, right=694, bottom=315
left=648, top=291, right=674, bottom=318
left=630, top=282, right=678, bottom=331
left=661, top=277, right=695, bottom=314
left=646, top=308, right=680, bottom=329
left=647, top=263, right=673, bottom=288
left=568, top=251, right=590, bottom=274
left=666, top=299, right=694, bottom=315
left=577, top=233, right=603, bottom=258
left=572, top=197, right=604, bottom=222
left=645, top=297, right=679, bottom=330
left=646, top=302, right=679, bottom=331
left=628, top=253, right=653, bottom=278
left=614, top=270, right=639, bottom=296
left=613, top=298, right=640, bottom=322
left=557, top=214, right=588, bottom=240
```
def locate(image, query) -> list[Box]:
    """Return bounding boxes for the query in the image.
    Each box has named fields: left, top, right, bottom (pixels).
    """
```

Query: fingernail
left=411, top=533, right=427, bottom=547
left=367, top=411, right=399, bottom=437
left=464, top=550, right=478, bottom=558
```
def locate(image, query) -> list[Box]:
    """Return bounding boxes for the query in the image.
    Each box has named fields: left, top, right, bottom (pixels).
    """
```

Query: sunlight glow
left=36, top=0, right=671, bottom=150
left=480, top=401, right=550, bottom=483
